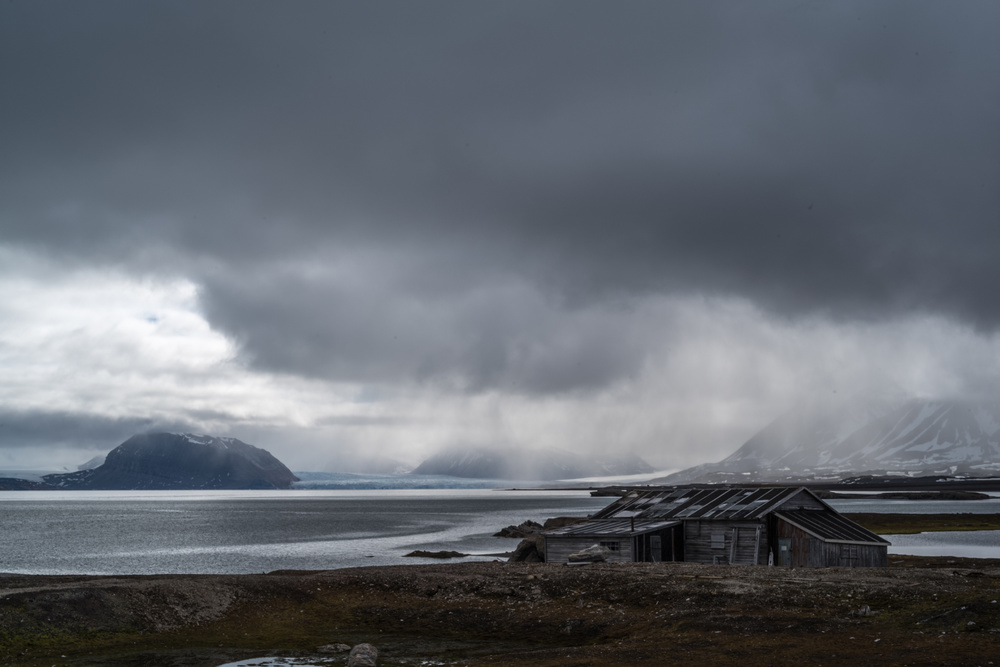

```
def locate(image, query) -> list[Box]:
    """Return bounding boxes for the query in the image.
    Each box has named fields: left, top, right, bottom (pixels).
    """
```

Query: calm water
left=0, top=489, right=607, bottom=575
left=884, top=530, right=1000, bottom=559
left=3, top=491, right=999, bottom=574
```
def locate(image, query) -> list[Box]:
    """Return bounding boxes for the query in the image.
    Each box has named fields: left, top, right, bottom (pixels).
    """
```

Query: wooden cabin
left=543, top=486, right=889, bottom=567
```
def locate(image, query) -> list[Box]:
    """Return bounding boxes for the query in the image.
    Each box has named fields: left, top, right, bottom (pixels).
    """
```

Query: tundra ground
left=2, top=556, right=999, bottom=666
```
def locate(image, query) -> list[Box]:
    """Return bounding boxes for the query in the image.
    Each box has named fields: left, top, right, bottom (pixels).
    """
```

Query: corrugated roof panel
left=775, top=510, right=889, bottom=545
left=589, top=486, right=819, bottom=521
left=542, top=518, right=680, bottom=537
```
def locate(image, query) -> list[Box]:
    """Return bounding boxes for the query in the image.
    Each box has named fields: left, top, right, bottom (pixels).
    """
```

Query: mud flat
left=2, top=556, right=1000, bottom=666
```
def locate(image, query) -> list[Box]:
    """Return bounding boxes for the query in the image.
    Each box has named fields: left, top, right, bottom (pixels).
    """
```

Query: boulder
left=348, top=642, right=379, bottom=667
left=508, top=534, right=545, bottom=563
left=494, top=520, right=543, bottom=538
left=568, top=544, right=612, bottom=563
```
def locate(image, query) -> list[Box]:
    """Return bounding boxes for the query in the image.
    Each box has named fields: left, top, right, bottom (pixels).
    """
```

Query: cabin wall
left=775, top=519, right=813, bottom=567
left=775, top=519, right=888, bottom=567
left=544, top=535, right=633, bottom=563
left=818, top=542, right=889, bottom=568
left=633, top=526, right=682, bottom=562
left=683, top=521, right=766, bottom=565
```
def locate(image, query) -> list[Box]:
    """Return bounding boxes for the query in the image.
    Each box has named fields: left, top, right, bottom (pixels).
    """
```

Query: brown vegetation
left=846, top=512, right=1000, bottom=535
left=2, top=556, right=999, bottom=666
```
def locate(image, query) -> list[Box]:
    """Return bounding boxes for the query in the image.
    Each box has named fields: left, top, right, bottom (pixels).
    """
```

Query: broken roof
left=774, top=510, right=890, bottom=545
left=590, top=487, right=826, bottom=521
left=542, top=518, right=680, bottom=538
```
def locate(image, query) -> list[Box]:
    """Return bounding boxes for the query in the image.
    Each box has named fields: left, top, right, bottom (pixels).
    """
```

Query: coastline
left=3, top=556, right=999, bottom=666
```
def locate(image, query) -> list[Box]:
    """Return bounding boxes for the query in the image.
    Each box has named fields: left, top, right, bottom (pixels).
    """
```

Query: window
left=600, top=541, right=621, bottom=552
left=711, top=533, right=725, bottom=549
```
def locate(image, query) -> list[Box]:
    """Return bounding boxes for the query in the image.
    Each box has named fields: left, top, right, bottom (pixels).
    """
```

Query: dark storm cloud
left=198, top=262, right=646, bottom=392
left=3, top=0, right=1000, bottom=391
left=0, top=408, right=195, bottom=450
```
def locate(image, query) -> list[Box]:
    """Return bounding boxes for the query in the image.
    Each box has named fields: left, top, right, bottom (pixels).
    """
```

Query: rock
left=403, top=550, right=467, bottom=559
left=348, top=642, right=379, bottom=667
left=494, top=520, right=543, bottom=538
left=568, top=544, right=612, bottom=563
left=317, top=643, right=352, bottom=653
left=849, top=604, right=874, bottom=617
left=508, top=535, right=545, bottom=563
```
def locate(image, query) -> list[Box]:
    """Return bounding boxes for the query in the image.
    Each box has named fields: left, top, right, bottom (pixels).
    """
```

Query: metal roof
left=774, top=510, right=890, bottom=545
left=542, top=518, right=680, bottom=538
left=591, top=487, right=816, bottom=521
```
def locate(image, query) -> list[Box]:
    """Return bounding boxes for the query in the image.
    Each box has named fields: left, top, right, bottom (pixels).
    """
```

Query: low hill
left=43, top=433, right=299, bottom=490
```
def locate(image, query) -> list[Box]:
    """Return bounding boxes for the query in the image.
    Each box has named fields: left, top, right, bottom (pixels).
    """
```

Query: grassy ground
left=845, top=513, right=1000, bottom=534
left=3, top=557, right=1000, bottom=666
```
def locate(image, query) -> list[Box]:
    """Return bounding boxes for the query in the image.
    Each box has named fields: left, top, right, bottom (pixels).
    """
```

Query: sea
left=1, top=490, right=998, bottom=575
left=0, top=489, right=608, bottom=575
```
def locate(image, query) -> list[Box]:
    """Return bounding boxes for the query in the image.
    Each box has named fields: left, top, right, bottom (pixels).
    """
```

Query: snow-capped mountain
left=44, top=432, right=299, bottom=490
left=412, top=446, right=653, bottom=480
left=657, top=398, right=1000, bottom=484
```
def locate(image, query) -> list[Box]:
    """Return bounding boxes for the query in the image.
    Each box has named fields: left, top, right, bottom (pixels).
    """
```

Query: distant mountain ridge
left=657, top=398, right=1000, bottom=484
left=412, top=446, right=654, bottom=480
left=44, top=433, right=299, bottom=490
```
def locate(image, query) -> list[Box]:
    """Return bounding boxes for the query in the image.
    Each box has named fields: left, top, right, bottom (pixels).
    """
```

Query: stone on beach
left=347, top=642, right=379, bottom=667
left=317, top=642, right=352, bottom=653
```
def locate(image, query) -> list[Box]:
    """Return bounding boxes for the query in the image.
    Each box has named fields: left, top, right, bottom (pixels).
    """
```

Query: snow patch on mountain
left=657, top=398, right=1000, bottom=484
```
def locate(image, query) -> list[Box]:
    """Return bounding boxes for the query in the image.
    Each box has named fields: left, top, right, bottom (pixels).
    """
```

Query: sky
left=2, top=1, right=1000, bottom=473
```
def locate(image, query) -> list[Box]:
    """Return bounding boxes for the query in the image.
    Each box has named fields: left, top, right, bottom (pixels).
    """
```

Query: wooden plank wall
left=683, top=521, right=766, bottom=565
left=776, top=519, right=813, bottom=567
left=818, top=542, right=888, bottom=568
left=776, top=519, right=888, bottom=567
left=634, top=527, right=682, bottom=562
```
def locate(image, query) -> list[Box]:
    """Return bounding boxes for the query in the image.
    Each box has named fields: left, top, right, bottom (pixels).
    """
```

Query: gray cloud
left=0, top=408, right=194, bottom=451
left=198, top=260, right=647, bottom=392
left=3, top=0, right=1000, bottom=465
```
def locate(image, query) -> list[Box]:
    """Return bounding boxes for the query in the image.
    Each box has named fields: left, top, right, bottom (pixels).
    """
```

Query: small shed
left=543, top=486, right=889, bottom=567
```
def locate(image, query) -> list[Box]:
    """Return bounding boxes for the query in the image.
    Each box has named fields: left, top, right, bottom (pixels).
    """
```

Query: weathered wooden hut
left=543, top=486, right=889, bottom=567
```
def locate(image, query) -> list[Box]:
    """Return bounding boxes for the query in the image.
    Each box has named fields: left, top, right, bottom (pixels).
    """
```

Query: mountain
left=43, top=433, right=299, bottom=490
left=77, top=454, right=106, bottom=471
left=656, top=398, right=1000, bottom=484
left=412, top=446, right=654, bottom=480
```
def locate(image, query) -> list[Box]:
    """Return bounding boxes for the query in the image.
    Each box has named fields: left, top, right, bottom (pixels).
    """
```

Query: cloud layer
left=3, top=1, right=1000, bottom=470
